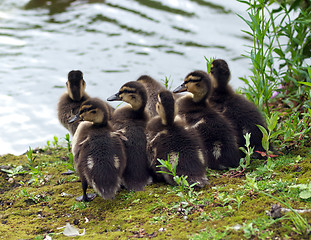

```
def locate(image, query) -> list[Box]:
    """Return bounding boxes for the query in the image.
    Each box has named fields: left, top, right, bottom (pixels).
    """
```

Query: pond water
left=0, top=0, right=251, bottom=155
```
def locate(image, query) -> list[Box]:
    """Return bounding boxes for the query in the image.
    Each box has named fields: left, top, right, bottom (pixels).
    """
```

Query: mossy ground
left=1, top=143, right=311, bottom=240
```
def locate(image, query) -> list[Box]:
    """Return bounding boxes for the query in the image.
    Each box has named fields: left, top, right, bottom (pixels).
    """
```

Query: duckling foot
left=61, top=170, right=75, bottom=175
left=75, top=193, right=97, bottom=202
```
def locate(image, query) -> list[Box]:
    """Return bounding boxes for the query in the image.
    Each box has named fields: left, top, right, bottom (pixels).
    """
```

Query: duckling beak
left=107, top=93, right=122, bottom=101
left=173, top=83, right=187, bottom=93
left=68, top=113, right=81, bottom=124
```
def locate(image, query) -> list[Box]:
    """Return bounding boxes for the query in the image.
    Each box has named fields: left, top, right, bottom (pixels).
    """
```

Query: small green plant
left=215, top=192, right=234, bottom=207
left=156, top=157, right=201, bottom=209
left=161, top=76, right=173, bottom=90
left=26, top=147, right=36, bottom=166
left=63, top=152, right=75, bottom=172
left=150, top=211, right=170, bottom=225
left=290, top=182, right=311, bottom=200
left=260, top=191, right=311, bottom=237
left=226, top=133, right=253, bottom=177
left=46, top=140, right=51, bottom=149
left=241, top=222, right=260, bottom=239
left=52, top=136, right=59, bottom=147
left=157, top=157, right=198, bottom=194
left=244, top=174, right=259, bottom=191
left=19, top=188, right=50, bottom=203
left=71, top=202, right=87, bottom=210
left=255, top=157, right=276, bottom=177
left=204, top=56, right=216, bottom=72
left=234, top=194, right=245, bottom=211
left=190, top=228, right=229, bottom=240
left=27, top=165, right=46, bottom=186
left=64, top=133, right=71, bottom=152
left=277, top=110, right=311, bottom=150
left=1, top=165, right=27, bottom=177
left=257, top=112, right=282, bottom=157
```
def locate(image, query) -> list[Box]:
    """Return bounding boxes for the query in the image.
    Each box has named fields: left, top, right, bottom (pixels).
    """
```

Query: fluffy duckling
left=58, top=70, right=90, bottom=135
left=137, top=75, right=167, bottom=118
left=107, top=81, right=151, bottom=191
left=69, top=98, right=126, bottom=202
left=173, top=71, right=240, bottom=170
left=146, top=90, right=208, bottom=187
left=58, top=70, right=114, bottom=135
left=209, top=59, right=268, bottom=154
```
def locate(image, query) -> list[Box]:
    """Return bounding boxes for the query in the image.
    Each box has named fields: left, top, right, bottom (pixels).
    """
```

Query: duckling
left=68, top=98, right=126, bottom=202
left=107, top=81, right=152, bottom=191
left=146, top=90, right=208, bottom=187
left=208, top=59, right=268, bottom=155
left=58, top=70, right=114, bottom=135
left=137, top=75, right=167, bottom=118
left=58, top=70, right=90, bottom=135
left=173, top=70, right=240, bottom=170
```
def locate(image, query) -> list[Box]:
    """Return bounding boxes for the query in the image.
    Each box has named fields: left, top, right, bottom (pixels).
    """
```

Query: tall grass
left=238, top=0, right=311, bottom=150
left=238, top=0, right=311, bottom=116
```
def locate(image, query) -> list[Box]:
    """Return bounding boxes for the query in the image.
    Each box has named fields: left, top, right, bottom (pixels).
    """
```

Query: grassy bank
left=1, top=138, right=311, bottom=239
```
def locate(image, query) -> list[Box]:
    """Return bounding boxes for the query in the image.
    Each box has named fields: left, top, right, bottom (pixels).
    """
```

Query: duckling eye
left=196, top=83, right=200, bottom=87
left=131, top=95, right=136, bottom=99
left=90, top=110, right=97, bottom=114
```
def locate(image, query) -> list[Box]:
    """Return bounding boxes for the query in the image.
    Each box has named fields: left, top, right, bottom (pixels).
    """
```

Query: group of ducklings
left=57, top=59, right=267, bottom=202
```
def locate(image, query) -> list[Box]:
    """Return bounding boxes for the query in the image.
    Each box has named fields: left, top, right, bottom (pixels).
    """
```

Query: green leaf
left=268, top=113, right=279, bottom=132
left=299, top=190, right=311, bottom=199
left=298, top=81, right=311, bottom=87
left=273, top=48, right=285, bottom=58
left=257, top=125, right=268, bottom=136
left=270, top=130, right=284, bottom=139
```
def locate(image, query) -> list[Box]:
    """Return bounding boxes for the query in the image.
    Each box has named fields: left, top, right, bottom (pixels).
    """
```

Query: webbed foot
left=75, top=193, right=97, bottom=202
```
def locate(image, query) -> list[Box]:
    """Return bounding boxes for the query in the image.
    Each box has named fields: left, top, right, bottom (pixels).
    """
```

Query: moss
left=1, top=146, right=311, bottom=239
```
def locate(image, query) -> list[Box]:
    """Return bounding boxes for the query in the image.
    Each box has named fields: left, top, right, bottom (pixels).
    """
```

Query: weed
left=26, top=147, right=36, bottom=166
left=157, top=158, right=199, bottom=205
left=18, top=188, right=50, bottom=204
left=237, top=0, right=279, bottom=116
left=161, top=76, right=173, bottom=90
left=224, top=133, right=253, bottom=177
left=238, top=0, right=311, bottom=154
left=257, top=112, right=282, bottom=158
left=254, top=157, right=276, bottom=179
left=1, top=165, right=27, bottom=177
left=27, top=165, right=46, bottom=186
left=71, top=202, right=87, bottom=210
left=62, top=152, right=75, bottom=172
left=290, top=182, right=311, bottom=200
left=52, top=136, right=59, bottom=148
left=260, top=191, right=311, bottom=238
left=242, top=222, right=260, bottom=238
left=190, top=228, right=229, bottom=240
left=151, top=214, right=168, bottom=224
left=64, top=133, right=71, bottom=152
left=204, top=56, right=216, bottom=72
left=119, top=190, right=136, bottom=202
left=234, top=194, right=245, bottom=211
left=277, top=110, right=311, bottom=151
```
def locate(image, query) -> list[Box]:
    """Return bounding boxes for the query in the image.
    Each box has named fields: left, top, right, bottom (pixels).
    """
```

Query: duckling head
left=156, top=90, right=177, bottom=126
left=209, top=59, right=230, bottom=89
left=173, top=70, right=212, bottom=103
left=67, top=70, right=86, bottom=101
left=68, top=98, right=108, bottom=126
left=107, top=81, right=147, bottom=112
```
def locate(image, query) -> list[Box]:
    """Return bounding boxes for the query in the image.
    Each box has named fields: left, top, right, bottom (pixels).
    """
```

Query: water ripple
left=0, top=0, right=251, bottom=154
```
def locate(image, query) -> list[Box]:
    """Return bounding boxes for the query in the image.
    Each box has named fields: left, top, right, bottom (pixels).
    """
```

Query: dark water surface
left=0, top=0, right=250, bottom=154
